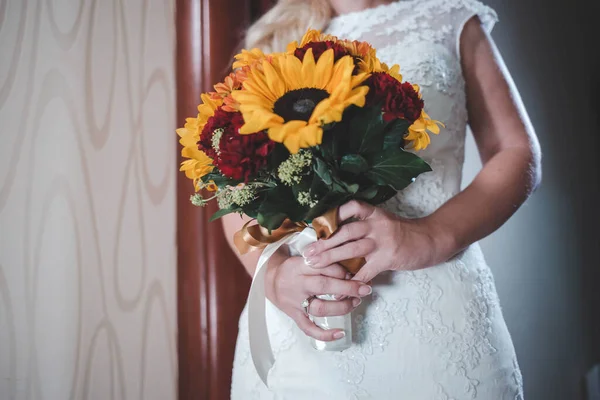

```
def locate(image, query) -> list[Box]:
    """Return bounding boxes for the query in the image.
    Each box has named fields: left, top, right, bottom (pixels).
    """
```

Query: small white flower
left=278, top=150, right=313, bottom=185
left=190, top=193, right=207, bottom=207
left=297, top=191, right=318, bottom=207
left=211, top=128, right=224, bottom=155
left=217, top=184, right=257, bottom=208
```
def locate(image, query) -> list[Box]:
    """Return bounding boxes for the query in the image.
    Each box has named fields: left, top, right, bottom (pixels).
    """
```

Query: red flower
left=294, top=40, right=351, bottom=63
left=365, top=72, right=424, bottom=124
left=199, top=108, right=274, bottom=181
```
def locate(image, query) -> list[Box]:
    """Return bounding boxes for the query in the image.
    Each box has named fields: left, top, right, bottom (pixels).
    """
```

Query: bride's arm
left=221, top=213, right=263, bottom=276
left=302, top=17, right=542, bottom=283
left=425, top=15, right=541, bottom=263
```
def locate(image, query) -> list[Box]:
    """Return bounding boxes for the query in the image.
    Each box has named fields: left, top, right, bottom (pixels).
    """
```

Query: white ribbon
left=248, top=227, right=318, bottom=387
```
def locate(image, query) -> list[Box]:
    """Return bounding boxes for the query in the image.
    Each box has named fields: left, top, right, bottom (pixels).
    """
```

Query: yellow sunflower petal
left=297, top=124, right=323, bottom=148
left=301, top=48, right=316, bottom=85
left=314, top=49, right=335, bottom=89
left=351, top=71, right=370, bottom=88
left=426, top=121, right=441, bottom=134
left=310, top=98, right=343, bottom=125
left=282, top=54, right=304, bottom=90
left=344, top=85, right=370, bottom=108
left=268, top=120, right=307, bottom=142
left=233, top=48, right=267, bottom=69
left=239, top=109, right=283, bottom=133
left=262, top=60, right=286, bottom=99
left=286, top=40, right=300, bottom=53
left=240, top=77, right=277, bottom=104
left=298, top=29, right=323, bottom=47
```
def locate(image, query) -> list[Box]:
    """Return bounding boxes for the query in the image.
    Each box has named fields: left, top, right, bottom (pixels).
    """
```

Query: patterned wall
left=0, top=1, right=177, bottom=399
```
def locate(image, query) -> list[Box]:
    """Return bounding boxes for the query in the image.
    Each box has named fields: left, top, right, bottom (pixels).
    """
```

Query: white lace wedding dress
left=231, top=0, right=524, bottom=398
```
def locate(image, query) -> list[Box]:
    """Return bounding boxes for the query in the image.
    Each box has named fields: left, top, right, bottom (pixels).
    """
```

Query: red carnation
left=294, top=40, right=351, bottom=63
left=199, top=108, right=274, bottom=181
left=365, top=72, right=424, bottom=124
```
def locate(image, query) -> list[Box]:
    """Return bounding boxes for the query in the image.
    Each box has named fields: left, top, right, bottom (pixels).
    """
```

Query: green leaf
left=346, top=106, right=387, bottom=155
left=314, top=157, right=333, bottom=186
left=256, top=185, right=307, bottom=232
left=355, top=186, right=379, bottom=201
left=241, top=199, right=261, bottom=219
left=268, top=143, right=291, bottom=170
left=309, top=172, right=329, bottom=198
left=317, top=125, right=340, bottom=161
left=201, top=171, right=239, bottom=187
left=256, top=211, right=288, bottom=232
left=370, top=185, right=398, bottom=204
left=365, top=149, right=432, bottom=190
left=332, top=179, right=359, bottom=194
left=340, top=154, right=369, bottom=174
left=209, top=207, right=241, bottom=222
left=383, top=119, right=411, bottom=150
left=305, top=191, right=351, bottom=221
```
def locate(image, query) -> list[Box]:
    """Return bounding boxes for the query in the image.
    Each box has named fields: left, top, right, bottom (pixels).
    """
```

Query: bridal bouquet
left=178, top=29, right=442, bottom=262
left=177, top=28, right=442, bottom=384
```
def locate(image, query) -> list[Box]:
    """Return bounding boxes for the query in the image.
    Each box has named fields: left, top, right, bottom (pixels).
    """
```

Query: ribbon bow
left=233, top=207, right=365, bottom=274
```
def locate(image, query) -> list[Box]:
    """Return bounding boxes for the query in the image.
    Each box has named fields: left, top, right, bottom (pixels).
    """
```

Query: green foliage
left=256, top=185, right=308, bottom=232
left=204, top=105, right=434, bottom=229
left=365, top=149, right=432, bottom=190
left=201, top=171, right=239, bottom=187
left=340, top=154, right=369, bottom=174
left=305, top=191, right=351, bottom=221
left=314, top=157, right=333, bottom=186
left=383, top=119, right=411, bottom=150
left=209, top=207, right=241, bottom=222
left=345, top=105, right=386, bottom=155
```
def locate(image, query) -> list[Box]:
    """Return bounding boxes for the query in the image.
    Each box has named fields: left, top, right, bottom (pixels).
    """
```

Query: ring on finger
left=301, top=296, right=315, bottom=316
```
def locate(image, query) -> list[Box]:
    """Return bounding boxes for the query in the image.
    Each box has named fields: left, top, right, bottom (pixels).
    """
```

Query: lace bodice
left=327, top=0, right=498, bottom=217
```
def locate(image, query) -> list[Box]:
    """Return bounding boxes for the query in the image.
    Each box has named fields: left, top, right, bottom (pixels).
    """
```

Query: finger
left=302, top=221, right=370, bottom=259
left=294, top=313, right=346, bottom=342
left=338, top=200, right=376, bottom=222
left=304, top=263, right=348, bottom=279
left=304, top=275, right=372, bottom=298
left=306, top=238, right=375, bottom=269
left=308, top=297, right=361, bottom=317
left=352, top=264, right=379, bottom=284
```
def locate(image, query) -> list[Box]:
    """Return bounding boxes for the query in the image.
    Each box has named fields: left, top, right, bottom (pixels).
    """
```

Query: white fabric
left=248, top=228, right=319, bottom=385
left=231, top=0, right=524, bottom=398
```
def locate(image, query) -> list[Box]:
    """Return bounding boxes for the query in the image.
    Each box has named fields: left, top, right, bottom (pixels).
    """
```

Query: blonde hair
left=245, top=0, right=333, bottom=53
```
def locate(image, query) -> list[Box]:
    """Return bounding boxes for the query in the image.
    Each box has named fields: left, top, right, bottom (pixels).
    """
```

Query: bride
left=224, top=0, right=540, bottom=398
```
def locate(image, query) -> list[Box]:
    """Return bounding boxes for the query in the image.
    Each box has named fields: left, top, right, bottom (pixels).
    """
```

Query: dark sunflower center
left=273, top=88, right=329, bottom=122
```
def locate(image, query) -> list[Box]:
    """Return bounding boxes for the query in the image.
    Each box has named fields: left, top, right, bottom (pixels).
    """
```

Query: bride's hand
left=265, top=251, right=373, bottom=341
left=303, top=200, right=451, bottom=283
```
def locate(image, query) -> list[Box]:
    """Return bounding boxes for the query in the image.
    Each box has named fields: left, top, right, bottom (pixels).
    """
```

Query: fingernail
left=352, top=298, right=362, bottom=307
left=333, top=331, right=346, bottom=339
left=305, top=256, right=320, bottom=267
left=303, top=246, right=316, bottom=257
left=358, top=285, right=372, bottom=296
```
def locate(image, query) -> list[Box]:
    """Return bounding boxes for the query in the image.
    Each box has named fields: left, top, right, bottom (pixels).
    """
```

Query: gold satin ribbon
left=234, top=207, right=366, bottom=274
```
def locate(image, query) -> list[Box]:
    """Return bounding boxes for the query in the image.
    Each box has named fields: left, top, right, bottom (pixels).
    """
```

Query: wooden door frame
left=175, top=1, right=274, bottom=398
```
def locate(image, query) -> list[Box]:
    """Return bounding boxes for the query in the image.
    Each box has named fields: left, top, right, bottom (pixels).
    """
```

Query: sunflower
left=231, top=48, right=370, bottom=153
left=288, top=29, right=393, bottom=78
left=176, top=93, right=221, bottom=190
left=286, top=29, right=324, bottom=52
left=405, top=110, right=444, bottom=151
left=233, top=48, right=283, bottom=70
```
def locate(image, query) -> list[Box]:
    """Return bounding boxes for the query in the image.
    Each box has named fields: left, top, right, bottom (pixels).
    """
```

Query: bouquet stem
left=310, top=294, right=353, bottom=351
